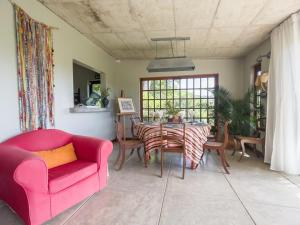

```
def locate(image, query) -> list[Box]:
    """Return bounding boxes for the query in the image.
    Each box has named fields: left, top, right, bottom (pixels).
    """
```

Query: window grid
left=253, top=64, right=264, bottom=130
left=140, top=74, right=218, bottom=127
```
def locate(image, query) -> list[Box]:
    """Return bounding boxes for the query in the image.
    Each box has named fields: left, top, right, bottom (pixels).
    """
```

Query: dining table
left=135, top=122, right=211, bottom=169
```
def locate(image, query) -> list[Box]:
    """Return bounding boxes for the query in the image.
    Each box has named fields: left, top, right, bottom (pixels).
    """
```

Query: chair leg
left=232, top=138, right=237, bottom=156
left=254, top=144, right=260, bottom=158
left=113, top=144, right=122, bottom=166
left=239, top=140, right=246, bottom=161
left=116, top=147, right=126, bottom=171
left=219, top=149, right=230, bottom=174
left=129, top=149, right=135, bottom=157
left=144, top=152, right=148, bottom=168
left=160, top=150, right=163, bottom=178
left=182, top=152, right=186, bottom=179
left=137, top=147, right=142, bottom=161
left=200, top=149, right=205, bottom=161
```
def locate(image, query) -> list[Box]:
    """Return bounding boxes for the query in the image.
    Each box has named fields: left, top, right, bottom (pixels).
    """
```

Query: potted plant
left=214, top=87, right=258, bottom=146
left=100, top=87, right=110, bottom=108
left=165, top=101, right=183, bottom=122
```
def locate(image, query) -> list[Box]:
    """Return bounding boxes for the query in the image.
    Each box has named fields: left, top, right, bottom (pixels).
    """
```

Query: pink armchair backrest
left=3, top=129, right=72, bottom=152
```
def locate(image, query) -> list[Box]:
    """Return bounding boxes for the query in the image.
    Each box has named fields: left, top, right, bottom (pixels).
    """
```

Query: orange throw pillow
left=34, top=143, right=77, bottom=169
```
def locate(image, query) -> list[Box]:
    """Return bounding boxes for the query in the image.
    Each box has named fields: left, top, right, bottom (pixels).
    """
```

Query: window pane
left=187, top=89, right=193, bottom=98
left=174, top=90, right=180, bottom=98
left=161, top=90, right=166, bottom=99
left=143, top=91, right=148, bottom=99
left=201, top=78, right=207, bottom=88
left=201, top=109, right=207, bottom=117
left=155, top=91, right=160, bottom=99
left=208, top=109, right=214, bottom=117
left=142, top=81, right=148, bottom=90
left=149, top=91, right=154, bottom=99
left=208, top=99, right=215, bottom=108
left=143, top=110, right=148, bottom=117
left=161, top=80, right=166, bottom=89
left=195, top=109, right=200, bottom=118
left=195, top=99, right=200, bottom=108
left=201, top=99, right=207, bottom=108
left=194, top=89, right=200, bottom=98
left=167, top=80, right=173, bottom=89
left=149, top=80, right=154, bottom=90
left=181, top=110, right=187, bottom=119
left=187, top=99, right=193, bottom=108
left=155, top=101, right=160, bottom=108
left=154, top=80, right=160, bottom=90
left=149, top=100, right=154, bottom=108
left=149, top=109, right=154, bottom=118
left=174, top=99, right=180, bottom=108
left=201, top=90, right=207, bottom=98
left=195, top=78, right=200, bottom=88
left=167, top=90, right=173, bottom=99
left=180, top=90, right=187, bottom=98
left=180, top=79, right=187, bottom=89
left=161, top=100, right=166, bottom=108
left=208, top=89, right=214, bottom=98
left=208, top=77, right=215, bottom=88
left=143, top=100, right=148, bottom=108
left=174, top=80, right=180, bottom=89
left=181, top=100, right=186, bottom=108
left=188, top=79, right=193, bottom=89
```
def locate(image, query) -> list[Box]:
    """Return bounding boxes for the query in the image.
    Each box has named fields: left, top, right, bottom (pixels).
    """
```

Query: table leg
left=239, top=139, right=246, bottom=161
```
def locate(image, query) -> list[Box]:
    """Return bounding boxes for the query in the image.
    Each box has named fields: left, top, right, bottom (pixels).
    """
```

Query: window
left=73, top=60, right=103, bottom=106
left=140, top=74, right=218, bottom=126
left=253, top=63, right=264, bottom=129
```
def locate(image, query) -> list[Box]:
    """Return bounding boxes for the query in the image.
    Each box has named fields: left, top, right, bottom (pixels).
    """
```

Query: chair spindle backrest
left=160, top=123, right=186, bottom=149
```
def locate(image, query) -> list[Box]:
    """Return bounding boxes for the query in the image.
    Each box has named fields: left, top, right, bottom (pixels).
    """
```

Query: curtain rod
left=7, top=0, right=59, bottom=30
left=269, top=9, right=300, bottom=35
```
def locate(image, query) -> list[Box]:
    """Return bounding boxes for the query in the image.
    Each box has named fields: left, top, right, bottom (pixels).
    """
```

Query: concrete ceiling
left=39, top=0, right=300, bottom=59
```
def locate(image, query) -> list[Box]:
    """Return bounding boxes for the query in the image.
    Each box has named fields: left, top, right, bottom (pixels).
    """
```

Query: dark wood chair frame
left=160, top=123, right=186, bottom=179
left=202, top=121, right=230, bottom=174
left=114, top=120, right=143, bottom=170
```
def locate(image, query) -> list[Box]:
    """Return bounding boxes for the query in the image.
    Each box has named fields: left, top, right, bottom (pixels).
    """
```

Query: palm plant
left=214, top=87, right=257, bottom=136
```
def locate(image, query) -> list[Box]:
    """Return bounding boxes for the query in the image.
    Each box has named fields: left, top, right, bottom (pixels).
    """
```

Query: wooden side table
left=232, top=135, right=265, bottom=161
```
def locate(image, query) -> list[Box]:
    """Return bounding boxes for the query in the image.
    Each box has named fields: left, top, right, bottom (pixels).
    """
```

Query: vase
left=101, top=97, right=109, bottom=108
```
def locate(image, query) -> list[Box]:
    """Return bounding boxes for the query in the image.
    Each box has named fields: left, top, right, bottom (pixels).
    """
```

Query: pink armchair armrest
left=0, top=145, right=48, bottom=193
left=72, top=136, right=113, bottom=190
left=72, top=135, right=113, bottom=169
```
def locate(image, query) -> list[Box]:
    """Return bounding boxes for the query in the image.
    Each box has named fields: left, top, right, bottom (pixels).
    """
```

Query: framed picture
left=118, top=98, right=135, bottom=113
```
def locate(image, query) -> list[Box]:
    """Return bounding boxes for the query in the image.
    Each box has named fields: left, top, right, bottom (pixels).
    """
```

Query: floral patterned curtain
left=14, top=5, right=54, bottom=131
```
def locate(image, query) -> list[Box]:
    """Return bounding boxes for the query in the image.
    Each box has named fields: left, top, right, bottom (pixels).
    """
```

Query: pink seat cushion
left=48, top=160, right=97, bottom=193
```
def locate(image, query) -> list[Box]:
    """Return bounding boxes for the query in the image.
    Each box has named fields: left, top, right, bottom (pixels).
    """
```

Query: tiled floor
left=1, top=145, right=300, bottom=225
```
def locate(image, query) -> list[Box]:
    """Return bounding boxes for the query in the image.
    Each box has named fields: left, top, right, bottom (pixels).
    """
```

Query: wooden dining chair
left=114, top=121, right=143, bottom=170
left=203, top=121, right=230, bottom=174
left=232, top=117, right=266, bottom=161
left=160, top=123, right=186, bottom=179
left=130, top=113, right=142, bottom=137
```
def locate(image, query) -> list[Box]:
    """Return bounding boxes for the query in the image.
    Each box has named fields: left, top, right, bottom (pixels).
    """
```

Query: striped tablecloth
left=136, top=123, right=211, bottom=168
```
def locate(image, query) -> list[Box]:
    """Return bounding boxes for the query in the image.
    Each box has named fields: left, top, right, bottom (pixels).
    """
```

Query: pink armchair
left=0, top=129, right=113, bottom=225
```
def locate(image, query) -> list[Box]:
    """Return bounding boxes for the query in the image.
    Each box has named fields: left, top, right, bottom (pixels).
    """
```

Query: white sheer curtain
left=265, top=11, right=300, bottom=174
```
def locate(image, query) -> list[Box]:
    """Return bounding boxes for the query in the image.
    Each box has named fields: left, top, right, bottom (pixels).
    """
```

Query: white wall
left=115, top=59, right=244, bottom=113
left=243, top=39, right=271, bottom=92
left=0, top=0, right=117, bottom=141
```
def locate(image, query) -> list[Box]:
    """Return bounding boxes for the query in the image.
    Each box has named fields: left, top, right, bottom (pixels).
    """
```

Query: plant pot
left=168, top=115, right=183, bottom=123
left=101, top=97, right=109, bottom=108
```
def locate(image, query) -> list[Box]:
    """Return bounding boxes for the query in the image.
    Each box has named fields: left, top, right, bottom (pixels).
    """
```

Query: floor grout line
left=279, top=173, right=300, bottom=189
left=61, top=194, right=95, bottom=225
left=157, top=158, right=172, bottom=225
left=223, top=174, right=257, bottom=225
